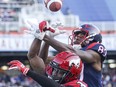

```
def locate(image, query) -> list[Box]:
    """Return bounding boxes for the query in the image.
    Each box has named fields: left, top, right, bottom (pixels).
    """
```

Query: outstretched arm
left=43, top=35, right=101, bottom=64
left=8, top=60, right=60, bottom=87
left=39, top=41, right=50, bottom=62
left=25, top=20, right=101, bottom=67
left=27, top=38, right=45, bottom=74
left=26, top=21, right=51, bottom=74
left=43, top=34, right=75, bottom=52
left=27, top=70, right=60, bottom=87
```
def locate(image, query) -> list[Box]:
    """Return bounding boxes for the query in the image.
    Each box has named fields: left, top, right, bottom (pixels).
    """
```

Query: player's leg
left=27, top=38, right=45, bottom=74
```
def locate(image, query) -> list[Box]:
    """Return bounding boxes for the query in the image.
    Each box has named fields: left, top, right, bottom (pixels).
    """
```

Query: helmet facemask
left=47, top=61, right=70, bottom=84
left=69, top=28, right=89, bottom=48
left=69, top=24, right=101, bottom=48
left=46, top=52, right=83, bottom=84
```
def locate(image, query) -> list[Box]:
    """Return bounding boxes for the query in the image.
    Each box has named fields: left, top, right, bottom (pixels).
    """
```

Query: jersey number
left=98, top=46, right=107, bottom=56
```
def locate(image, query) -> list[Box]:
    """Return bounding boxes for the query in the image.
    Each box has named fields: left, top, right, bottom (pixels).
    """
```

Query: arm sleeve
left=26, top=70, right=60, bottom=87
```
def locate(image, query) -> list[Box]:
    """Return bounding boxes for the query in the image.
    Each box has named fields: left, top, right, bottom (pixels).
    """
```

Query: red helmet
left=46, top=51, right=83, bottom=84
left=69, top=24, right=102, bottom=46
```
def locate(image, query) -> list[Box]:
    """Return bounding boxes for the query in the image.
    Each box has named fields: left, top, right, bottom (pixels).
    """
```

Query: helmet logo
left=69, top=58, right=80, bottom=68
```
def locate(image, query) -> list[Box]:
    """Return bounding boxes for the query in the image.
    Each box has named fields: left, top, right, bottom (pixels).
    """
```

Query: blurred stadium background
left=0, top=0, right=115, bottom=87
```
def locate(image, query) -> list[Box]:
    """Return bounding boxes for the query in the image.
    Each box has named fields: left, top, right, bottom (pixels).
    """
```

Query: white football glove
left=24, top=20, right=46, bottom=40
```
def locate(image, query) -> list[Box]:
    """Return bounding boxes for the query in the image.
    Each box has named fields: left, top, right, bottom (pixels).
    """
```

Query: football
left=44, top=0, right=62, bottom=12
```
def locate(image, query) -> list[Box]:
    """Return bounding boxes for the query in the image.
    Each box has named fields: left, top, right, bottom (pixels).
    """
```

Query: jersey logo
left=69, top=58, right=81, bottom=67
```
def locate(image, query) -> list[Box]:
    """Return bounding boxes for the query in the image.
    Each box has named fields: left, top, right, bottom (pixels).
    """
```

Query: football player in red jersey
left=25, top=20, right=107, bottom=87
left=8, top=51, right=88, bottom=87
left=7, top=20, right=87, bottom=87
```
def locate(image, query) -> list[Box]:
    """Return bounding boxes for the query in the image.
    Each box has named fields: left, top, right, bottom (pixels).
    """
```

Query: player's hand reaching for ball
left=24, top=20, right=66, bottom=40
left=24, top=20, right=46, bottom=40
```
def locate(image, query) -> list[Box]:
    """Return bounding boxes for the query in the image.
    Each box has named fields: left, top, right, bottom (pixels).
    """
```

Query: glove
left=8, top=60, right=29, bottom=75
left=24, top=20, right=66, bottom=39
left=46, top=28, right=66, bottom=37
left=45, top=22, right=66, bottom=37
left=24, top=20, right=46, bottom=40
left=24, top=20, right=55, bottom=40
